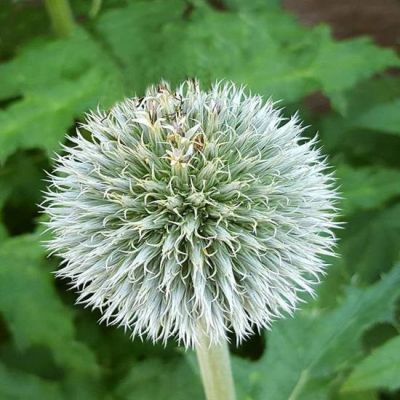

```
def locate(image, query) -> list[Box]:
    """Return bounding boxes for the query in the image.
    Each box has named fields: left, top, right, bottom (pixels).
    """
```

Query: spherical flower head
left=44, top=80, right=338, bottom=348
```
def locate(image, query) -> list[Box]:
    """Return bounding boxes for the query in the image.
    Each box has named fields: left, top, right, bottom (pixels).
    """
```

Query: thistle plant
left=44, top=80, right=338, bottom=400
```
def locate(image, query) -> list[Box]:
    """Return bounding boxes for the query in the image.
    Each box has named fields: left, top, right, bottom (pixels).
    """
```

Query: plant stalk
left=89, top=0, right=103, bottom=19
left=196, top=330, right=236, bottom=400
left=44, top=0, right=75, bottom=37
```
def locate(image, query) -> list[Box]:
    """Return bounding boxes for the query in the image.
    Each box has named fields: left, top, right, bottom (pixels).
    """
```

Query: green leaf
left=325, top=76, right=400, bottom=135
left=97, top=2, right=398, bottom=106
left=96, top=0, right=183, bottom=95
left=224, top=0, right=282, bottom=10
left=337, top=165, right=400, bottom=215
left=0, top=2, right=49, bottom=60
left=342, top=335, right=400, bottom=392
left=341, top=205, right=400, bottom=282
left=0, top=152, right=40, bottom=209
left=115, top=356, right=203, bottom=400
left=0, top=233, right=99, bottom=376
left=235, top=266, right=400, bottom=400
left=0, top=151, right=48, bottom=235
left=354, top=98, right=400, bottom=136
left=0, top=362, right=63, bottom=400
left=309, top=33, right=399, bottom=113
left=0, top=223, right=7, bottom=240
left=0, top=28, right=124, bottom=163
left=337, top=391, right=378, bottom=400
left=312, top=258, right=350, bottom=309
left=232, top=356, right=261, bottom=400
left=320, top=77, right=400, bottom=155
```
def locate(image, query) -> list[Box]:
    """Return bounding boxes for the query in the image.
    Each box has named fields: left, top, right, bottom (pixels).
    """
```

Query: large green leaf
left=0, top=233, right=99, bottom=377
left=341, top=335, right=400, bottom=393
left=115, top=356, right=203, bottom=400
left=0, top=28, right=124, bottom=163
left=320, top=77, right=400, bottom=155
left=341, top=205, right=400, bottom=282
left=234, top=266, right=400, bottom=400
left=0, top=362, right=63, bottom=400
left=0, top=223, right=7, bottom=240
left=354, top=98, right=400, bottom=136
left=324, top=76, right=400, bottom=135
left=0, top=151, right=48, bottom=235
left=102, top=266, right=400, bottom=399
left=0, top=151, right=44, bottom=209
left=310, top=34, right=399, bottom=113
left=0, top=2, right=48, bottom=60
left=337, top=391, right=378, bottom=400
left=337, top=165, right=400, bottom=215
left=97, top=1, right=399, bottom=106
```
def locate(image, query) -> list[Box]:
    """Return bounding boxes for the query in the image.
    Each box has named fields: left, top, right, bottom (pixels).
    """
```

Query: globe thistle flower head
left=44, top=80, right=338, bottom=348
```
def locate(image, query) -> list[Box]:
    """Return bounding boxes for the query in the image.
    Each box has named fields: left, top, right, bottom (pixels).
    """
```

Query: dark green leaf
left=235, top=266, right=400, bottom=400
left=0, top=233, right=99, bottom=376
left=0, top=28, right=124, bottom=163
left=97, top=2, right=398, bottom=107
left=115, top=356, right=203, bottom=400
left=337, top=165, right=400, bottom=215
left=0, top=362, right=63, bottom=400
left=341, top=205, right=400, bottom=282
left=354, top=99, right=400, bottom=136
left=342, top=335, right=400, bottom=392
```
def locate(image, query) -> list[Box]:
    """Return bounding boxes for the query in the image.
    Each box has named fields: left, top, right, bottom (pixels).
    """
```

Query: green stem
left=44, top=0, right=75, bottom=37
left=196, top=330, right=236, bottom=400
left=89, top=0, right=103, bottom=19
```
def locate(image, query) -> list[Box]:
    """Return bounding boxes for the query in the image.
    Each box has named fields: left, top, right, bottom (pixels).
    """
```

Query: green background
left=1, top=0, right=400, bottom=399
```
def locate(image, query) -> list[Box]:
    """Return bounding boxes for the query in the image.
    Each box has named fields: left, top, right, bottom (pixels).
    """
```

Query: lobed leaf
left=320, top=77, right=400, bottom=155
left=341, top=205, right=400, bottom=282
left=342, top=335, right=400, bottom=392
left=337, top=165, right=400, bottom=215
left=234, top=266, right=400, bottom=400
left=0, top=233, right=99, bottom=377
left=354, top=98, right=400, bottom=136
left=0, top=28, right=124, bottom=163
left=96, top=1, right=399, bottom=107
left=115, top=357, right=203, bottom=400
left=0, top=362, right=63, bottom=400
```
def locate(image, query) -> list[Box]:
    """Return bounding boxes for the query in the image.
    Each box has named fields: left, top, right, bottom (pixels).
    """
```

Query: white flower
left=43, top=80, right=339, bottom=348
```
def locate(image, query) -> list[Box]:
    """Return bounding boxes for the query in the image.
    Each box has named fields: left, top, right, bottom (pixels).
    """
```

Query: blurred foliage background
left=1, top=0, right=400, bottom=399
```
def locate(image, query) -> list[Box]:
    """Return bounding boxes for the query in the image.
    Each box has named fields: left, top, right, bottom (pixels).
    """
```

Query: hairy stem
left=196, top=331, right=236, bottom=400
left=44, top=0, right=75, bottom=37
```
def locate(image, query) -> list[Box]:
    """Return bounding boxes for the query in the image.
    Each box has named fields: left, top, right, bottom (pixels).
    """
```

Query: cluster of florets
left=44, top=80, right=338, bottom=347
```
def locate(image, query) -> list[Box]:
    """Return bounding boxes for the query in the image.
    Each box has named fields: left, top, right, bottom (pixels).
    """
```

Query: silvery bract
left=44, top=80, right=338, bottom=347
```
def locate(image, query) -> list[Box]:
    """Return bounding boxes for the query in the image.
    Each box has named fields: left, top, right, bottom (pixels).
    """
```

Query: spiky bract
left=44, top=80, right=338, bottom=347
